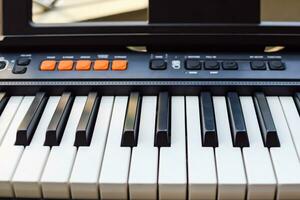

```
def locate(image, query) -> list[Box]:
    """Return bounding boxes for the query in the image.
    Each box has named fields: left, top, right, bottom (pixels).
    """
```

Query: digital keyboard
left=1, top=51, right=300, bottom=200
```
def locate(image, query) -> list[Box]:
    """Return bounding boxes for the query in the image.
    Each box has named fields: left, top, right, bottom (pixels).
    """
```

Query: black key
left=121, top=92, right=141, bottom=147
left=294, top=93, right=300, bottom=115
left=0, top=93, right=9, bottom=116
left=226, top=92, right=249, bottom=147
left=200, top=92, right=218, bottom=147
left=74, top=92, right=100, bottom=146
left=44, top=93, right=74, bottom=146
left=155, top=92, right=171, bottom=147
left=15, top=93, right=48, bottom=146
left=253, top=93, right=280, bottom=147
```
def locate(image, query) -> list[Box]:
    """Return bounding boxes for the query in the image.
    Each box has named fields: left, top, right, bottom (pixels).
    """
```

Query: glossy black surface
left=74, top=92, right=99, bottom=146
left=155, top=92, right=171, bottom=147
left=15, top=93, right=48, bottom=146
left=254, top=93, right=280, bottom=147
left=121, top=92, right=141, bottom=147
left=200, top=92, right=218, bottom=147
left=45, top=93, right=74, bottom=146
left=226, top=92, right=249, bottom=147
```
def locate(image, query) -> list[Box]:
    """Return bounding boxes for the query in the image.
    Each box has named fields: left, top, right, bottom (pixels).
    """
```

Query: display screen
left=32, top=0, right=300, bottom=24
left=32, top=0, right=148, bottom=23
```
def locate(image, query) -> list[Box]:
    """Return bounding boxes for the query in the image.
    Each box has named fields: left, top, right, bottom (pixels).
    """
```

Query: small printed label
left=80, top=56, right=91, bottom=59
left=210, top=71, right=219, bottom=75
left=114, top=55, right=127, bottom=59
left=62, top=56, right=74, bottom=59
left=250, top=55, right=264, bottom=59
left=187, top=55, right=201, bottom=59
left=206, top=55, right=217, bottom=59
left=46, top=56, right=56, bottom=59
left=20, top=54, right=32, bottom=57
left=98, top=54, right=109, bottom=59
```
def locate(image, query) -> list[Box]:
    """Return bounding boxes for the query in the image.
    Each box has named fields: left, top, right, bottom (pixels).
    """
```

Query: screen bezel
left=3, top=0, right=300, bottom=47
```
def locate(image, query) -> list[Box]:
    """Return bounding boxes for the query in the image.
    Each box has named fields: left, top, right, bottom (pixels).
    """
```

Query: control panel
left=0, top=51, right=297, bottom=81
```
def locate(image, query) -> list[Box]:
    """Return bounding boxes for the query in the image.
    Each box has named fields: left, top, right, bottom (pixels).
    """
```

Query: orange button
left=58, top=60, right=74, bottom=71
left=112, top=60, right=128, bottom=71
left=94, top=60, right=109, bottom=71
left=40, top=60, right=56, bottom=71
left=76, top=60, right=92, bottom=71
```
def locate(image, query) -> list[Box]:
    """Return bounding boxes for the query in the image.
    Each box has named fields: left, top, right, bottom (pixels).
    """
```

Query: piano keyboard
left=0, top=92, right=300, bottom=200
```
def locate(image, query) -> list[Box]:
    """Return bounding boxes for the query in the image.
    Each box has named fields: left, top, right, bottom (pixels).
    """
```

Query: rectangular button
left=121, top=92, right=141, bottom=147
left=112, top=60, right=128, bottom=71
left=253, top=93, right=280, bottom=147
left=75, top=60, right=92, bottom=71
left=74, top=92, right=100, bottom=146
left=155, top=92, right=170, bottom=147
left=93, top=60, right=109, bottom=70
left=15, top=93, right=48, bottom=146
left=40, top=60, right=56, bottom=71
left=226, top=92, right=249, bottom=147
left=200, top=92, right=218, bottom=147
left=58, top=60, right=73, bottom=71
left=45, top=93, right=74, bottom=146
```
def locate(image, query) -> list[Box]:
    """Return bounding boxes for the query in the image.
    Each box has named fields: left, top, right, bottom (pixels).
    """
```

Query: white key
left=41, top=97, right=87, bottom=199
left=99, top=96, right=129, bottom=200
left=213, top=96, right=246, bottom=200
left=12, top=97, right=60, bottom=198
left=240, top=97, right=276, bottom=200
left=267, top=96, right=300, bottom=199
left=159, top=96, right=187, bottom=200
left=279, top=97, right=300, bottom=159
left=128, top=96, right=158, bottom=200
left=70, top=96, right=114, bottom=200
left=186, top=96, right=217, bottom=200
left=0, top=96, right=34, bottom=197
left=0, top=96, right=23, bottom=145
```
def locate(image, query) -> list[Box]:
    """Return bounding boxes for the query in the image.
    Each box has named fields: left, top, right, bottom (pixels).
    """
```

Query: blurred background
left=32, top=0, right=300, bottom=24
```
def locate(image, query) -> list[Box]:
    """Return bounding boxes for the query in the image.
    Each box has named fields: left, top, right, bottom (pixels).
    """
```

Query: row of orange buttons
left=40, top=60, right=128, bottom=71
